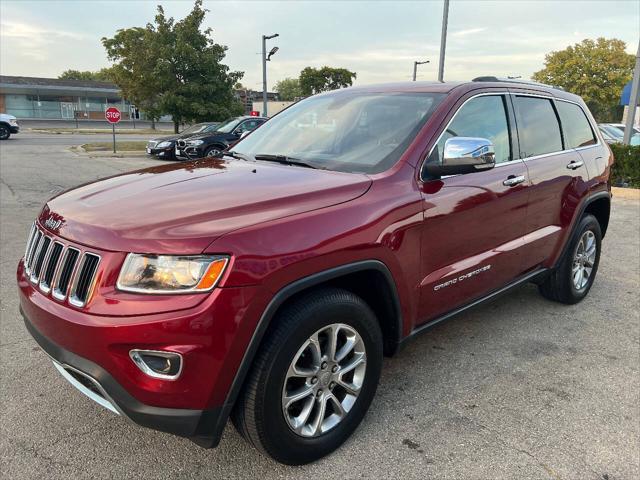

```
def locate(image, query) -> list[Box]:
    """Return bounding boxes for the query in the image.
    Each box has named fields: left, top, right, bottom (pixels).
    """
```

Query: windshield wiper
left=222, top=151, right=250, bottom=161
left=254, top=154, right=321, bottom=169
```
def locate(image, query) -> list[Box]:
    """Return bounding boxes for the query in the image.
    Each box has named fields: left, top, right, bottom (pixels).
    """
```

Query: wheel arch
left=553, top=190, right=611, bottom=269
left=207, top=260, right=403, bottom=445
left=583, top=195, right=611, bottom=238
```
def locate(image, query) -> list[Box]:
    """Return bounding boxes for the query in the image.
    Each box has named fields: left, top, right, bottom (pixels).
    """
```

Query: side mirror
left=425, top=137, right=496, bottom=177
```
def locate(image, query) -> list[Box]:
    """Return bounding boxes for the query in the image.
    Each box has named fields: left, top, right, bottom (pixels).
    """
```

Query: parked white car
left=0, top=113, right=20, bottom=140
left=598, top=123, right=640, bottom=146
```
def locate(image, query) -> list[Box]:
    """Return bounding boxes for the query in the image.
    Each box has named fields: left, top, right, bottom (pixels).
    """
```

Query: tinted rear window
left=556, top=101, right=596, bottom=148
left=514, top=96, right=562, bottom=157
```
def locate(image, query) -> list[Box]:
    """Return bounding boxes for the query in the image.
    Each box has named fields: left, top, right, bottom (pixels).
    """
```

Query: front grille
left=23, top=223, right=101, bottom=308
left=69, top=253, right=101, bottom=307
left=147, top=140, right=158, bottom=149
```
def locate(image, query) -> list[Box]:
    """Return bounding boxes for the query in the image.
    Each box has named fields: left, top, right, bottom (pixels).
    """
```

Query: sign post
left=105, top=107, right=121, bottom=153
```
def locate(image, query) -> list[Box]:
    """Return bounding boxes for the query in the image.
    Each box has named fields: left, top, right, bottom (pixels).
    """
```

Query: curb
left=612, top=187, right=640, bottom=200
left=68, top=146, right=147, bottom=158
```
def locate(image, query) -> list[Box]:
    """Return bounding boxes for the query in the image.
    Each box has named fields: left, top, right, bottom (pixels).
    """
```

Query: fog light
left=129, top=349, right=183, bottom=380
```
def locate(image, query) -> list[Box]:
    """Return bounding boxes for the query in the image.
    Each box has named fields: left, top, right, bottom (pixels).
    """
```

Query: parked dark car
left=146, top=122, right=219, bottom=159
left=175, top=116, right=267, bottom=159
left=19, top=79, right=612, bottom=465
left=0, top=113, right=19, bottom=140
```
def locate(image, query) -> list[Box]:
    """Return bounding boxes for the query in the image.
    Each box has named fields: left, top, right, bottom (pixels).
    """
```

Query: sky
left=0, top=0, right=638, bottom=90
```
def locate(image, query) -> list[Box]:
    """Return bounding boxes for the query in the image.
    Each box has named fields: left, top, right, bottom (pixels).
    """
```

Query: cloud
left=1, top=20, right=85, bottom=62
left=451, top=28, right=487, bottom=37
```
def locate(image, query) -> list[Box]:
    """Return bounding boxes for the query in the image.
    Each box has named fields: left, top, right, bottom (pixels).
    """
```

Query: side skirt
left=399, top=267, right=548, bottom=347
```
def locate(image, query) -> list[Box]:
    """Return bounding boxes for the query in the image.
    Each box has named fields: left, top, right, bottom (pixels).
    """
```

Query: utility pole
left=413, top=60, right=430, bottom=81
left=623, top=39, right=640, bottom=145
left=262, top=33, right=279, bottom=117
left=438, top=0, right=450, bottom=83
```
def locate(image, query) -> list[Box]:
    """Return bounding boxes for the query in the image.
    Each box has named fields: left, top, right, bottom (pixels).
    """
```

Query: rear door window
left=556, top=101, right=596, bottom=148
left=514, top=96, right=563, bottom=157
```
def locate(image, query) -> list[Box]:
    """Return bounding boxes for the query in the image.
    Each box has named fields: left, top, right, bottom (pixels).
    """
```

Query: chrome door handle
left=567, top=160, right=584, bottom=170
left=503, top=175, right=525, bottom=187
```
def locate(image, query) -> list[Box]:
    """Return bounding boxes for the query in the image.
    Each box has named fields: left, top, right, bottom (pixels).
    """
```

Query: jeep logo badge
left=44, top=216, right=62, bottom=230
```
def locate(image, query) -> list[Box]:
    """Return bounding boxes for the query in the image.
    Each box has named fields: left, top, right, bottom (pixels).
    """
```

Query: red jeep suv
left=18, top=78, right=612, bottom=465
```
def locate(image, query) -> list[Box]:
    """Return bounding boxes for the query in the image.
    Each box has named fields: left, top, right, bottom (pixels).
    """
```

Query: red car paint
left=18, top=80, right=612, bottom=446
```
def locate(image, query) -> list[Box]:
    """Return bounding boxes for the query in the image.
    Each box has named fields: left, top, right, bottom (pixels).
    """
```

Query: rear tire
left=232, top=287, right=383, bottom=465
left=538, top=214, right=601, bottom=304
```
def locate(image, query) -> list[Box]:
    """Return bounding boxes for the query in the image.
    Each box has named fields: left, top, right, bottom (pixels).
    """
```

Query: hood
left=184, top=131, right=224, bottom=141
left=152, top=129, right=216, bottom=142
left=151, top=134, right=180, bottom=142
left=40, top=159, right=371, bottom=254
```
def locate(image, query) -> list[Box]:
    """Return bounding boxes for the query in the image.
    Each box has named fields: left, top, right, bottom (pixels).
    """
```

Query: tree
left=274, top=77, right=302, bottom=101
left=102, top=0, right=244, bottom=132
left=298, top=67, right=356, bottom=96
left=103, top=26, right=164, bottom=128
left=58, top=68, right=114, bottom=82
left=532, top=38, right=634, bottom=122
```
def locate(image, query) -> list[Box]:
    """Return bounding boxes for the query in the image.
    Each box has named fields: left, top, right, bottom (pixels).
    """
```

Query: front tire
left=0, top=125, right=10, bottom=140
left=204, top=145, right=223, bottom=158
left=538, top=214, right=602, bottom=304
left=232, top=288, right=383, bottom=465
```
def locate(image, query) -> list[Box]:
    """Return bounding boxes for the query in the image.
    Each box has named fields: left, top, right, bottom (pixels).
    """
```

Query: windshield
left=215, top=118, right=243, bottom=133
left=232, top=92, right=444, bottom=174
left=181, top=123, right=211, bottom=135
left=601, top=125, right=624, bottom=138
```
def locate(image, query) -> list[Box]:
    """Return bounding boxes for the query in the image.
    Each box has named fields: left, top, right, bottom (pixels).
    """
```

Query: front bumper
left=22, top=307, right=224, bottom=446
left=10, top=125, right=19, bottom=134
left=17, top=252, right=270, bottom=448
left=146, top=145, right=174, bottom=158
left=175, top=145, right=205, bottom=159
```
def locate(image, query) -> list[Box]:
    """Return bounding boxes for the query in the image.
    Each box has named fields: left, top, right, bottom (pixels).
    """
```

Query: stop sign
left=105, top=107, right=121, bottom=124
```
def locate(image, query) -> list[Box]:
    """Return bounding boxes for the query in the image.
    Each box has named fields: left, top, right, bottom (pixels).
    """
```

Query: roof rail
left=471, top=76, right=565, bottom=91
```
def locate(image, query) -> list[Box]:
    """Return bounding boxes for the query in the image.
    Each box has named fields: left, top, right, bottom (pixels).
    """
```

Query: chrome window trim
left=68, top=252, right=101, bottom=308
left=52, top=246, right=81, bottom=301
left=420, top=90, right=604, bottom=182
left=509, top=92, right=602, bottom=159
left=421, top=91, right=518, bottom=181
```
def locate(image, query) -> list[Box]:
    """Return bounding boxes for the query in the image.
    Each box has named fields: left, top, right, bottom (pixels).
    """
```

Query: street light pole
left=438, top=0, right=450, bottom=83
left=413, top=60, right=430, bottom=81
left=623, top=39, right=640, bottom=145
left=262, top=33, right=279, bottom=117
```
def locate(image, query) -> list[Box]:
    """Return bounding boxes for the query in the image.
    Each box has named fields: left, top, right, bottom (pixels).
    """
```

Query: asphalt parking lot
left=1, top=133, right=638, bottom=479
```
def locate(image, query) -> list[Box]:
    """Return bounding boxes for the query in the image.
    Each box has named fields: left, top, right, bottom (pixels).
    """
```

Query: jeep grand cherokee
left=18, top=78, right=612, bottom=465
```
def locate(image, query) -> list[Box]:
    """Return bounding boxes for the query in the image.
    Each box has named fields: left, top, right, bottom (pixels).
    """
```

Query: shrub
left=609, top=143, right=640, bottom=188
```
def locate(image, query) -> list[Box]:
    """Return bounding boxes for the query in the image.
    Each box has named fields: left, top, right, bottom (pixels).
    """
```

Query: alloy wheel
left=282, top=323, right=366, bottom=437
left=572, top=230, right=596, bottom=290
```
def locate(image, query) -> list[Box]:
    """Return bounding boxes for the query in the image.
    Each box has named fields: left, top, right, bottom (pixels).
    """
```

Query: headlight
left=156, top=141, right=171, bottom=148
left=117, top=254, right=229, bottom=294
left=9, top=119, right=18, bottom=125
left=186, top=139, right=204, bottom=146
